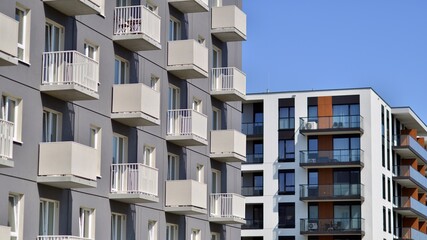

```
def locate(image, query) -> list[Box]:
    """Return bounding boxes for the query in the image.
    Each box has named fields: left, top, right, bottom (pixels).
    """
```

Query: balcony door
left=211, top=170, right=221, bottom=216
left=39, top=199, right=59, bottom=236
left=333, top=136, right=360, bottom=162
left=112, top=134, right=127, bottom=192
left=168, top=85, right=180, bottom=135
left=333, top=204, right=361, bottom=230
left=44, top=20, right=64, bottom=84
left=212, top=46, right=222, bottom=90
left=42, top=109, right=61, bottom=142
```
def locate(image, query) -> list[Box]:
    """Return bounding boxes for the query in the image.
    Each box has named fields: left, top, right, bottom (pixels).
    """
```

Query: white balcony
left=165, top=180, right=207, bottom=215
left=41, top=51, right=99, bottom=101
left=110, top=163, right=159, bottom=203
left=112, top=83, right=160, bottom=126
left=0, top=13, right=18, bottom=66
left=210, top=130, right=246, bottom=163
left=209, top=193, right=245, bottom=224
left=0, top=120, right=14, bottom=168
left=42, top=0, right=102, bottom=16
left=113, top=5, right=161, bottom=51
left=210, top=67, right=246, bottom=101
left=166, top=109, right=208, bottom=146
left=168, top=0, right=209, bottom=13
left=211, top=5, right=247, bottom=42
left=167, top=40, right=208, bottom=79
left=0, top=226, right=10, bottom=240
left=37, top=142, right=98, bottom=188
left=37, top=236, right=92, bottom=240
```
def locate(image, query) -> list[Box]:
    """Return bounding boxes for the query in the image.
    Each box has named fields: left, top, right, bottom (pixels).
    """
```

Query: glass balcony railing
left=299, top=184, right=364, bottom=200
left=394, top=196, right=427, bottom=219
left=244, top=154, right=263, bottom=164
left=241, top=122, right=263, bottom=136
left=300, top=218, right=364, bottom=235
left=299, top=115, right=363, bottom=132
left=300, top=149, right=364, bottom=167
left=241, top=186, right=263, bottom=196
left=242, top=219, right=263, bottom=229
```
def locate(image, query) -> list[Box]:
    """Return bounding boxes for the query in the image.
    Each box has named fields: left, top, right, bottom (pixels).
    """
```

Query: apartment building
left=0, top=0, right=247, bottom=239
left=241, top=88, right=427, bottom=240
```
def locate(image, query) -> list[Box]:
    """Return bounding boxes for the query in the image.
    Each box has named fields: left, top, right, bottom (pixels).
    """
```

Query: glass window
left=79, top=208, right=95, bottom=239
left=150, top=75, right=159, bottom=91
left=43, top=109, right=60, bottom=142
left=114, top=57, right=129, bottom=84
left=84, top=42, right=98, bottom=61
left=253, top=173, right=263, bottom=195
left=279, top=107, right=294, bottom=129
left=143, top=146, right=155, bottom=168
left=278, top=170, right=295, bottom=195
left=148, top=220, right=157, bottom=240
left=15, top=6, right=28, bottom=61
left=169, top=17, right=181, bottom=41
left=278, top=139, right=295, bottom=162
left=278, top=203, right=295, bottom=228
left=167, top=154, right=179, bottom=180
left=308, top=106, right=318, bottom=122
left=2, top=96, right=21, bottom=140
left=197, top=164, right=204, bottom=183
left=212, top=108, right=221, bottom=130
left=166, top=224, right=178, bottom=240
left=112, top=134, right=127, bottom=164
left=39, top=199, right=59, bottom=235
left=191, top=229, right=200, bottom=240
left=111, top=213, right=126, bottom=240
left=8, top=194, right=22, bottom=240
left=333, top=136, right=360, bottom=162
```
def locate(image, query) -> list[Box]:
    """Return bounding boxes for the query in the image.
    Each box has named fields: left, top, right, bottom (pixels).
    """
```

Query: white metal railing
left=211, top=67, right=245, bottom=95
left=167, top=109, right=207, bottom=140
left=0, top=119, right=14, bottom=159
left=113, top=5, right=161, bottom=43
left=42, top=51, right=99, bottom=93
left=110, top=163, right=158, bottom=197
left=209, top=193, right=245, bottom=219
left=37, top=236, right=92, bottom=240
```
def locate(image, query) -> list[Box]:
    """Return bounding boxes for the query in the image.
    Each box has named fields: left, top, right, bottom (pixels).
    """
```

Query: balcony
left=210, top=67, right=246, bottom=101
left=241, top=186, right=263, bottom=196
left=394, top=165, right=427, bottom=192
left=209, top=193, right=246, bottom=224
left=37, top=236, right=92, bottom=240
left=113, top=5, right=161, bottom=51
left=167, top=40, right=208, bottom=79
left=0, top=226, right=10, bottom=239
left=394, top=197, right=427, bottom=220
left=279, top=117, right=295, bottom=130
left=243, top=154, right=263, bottom=164
left=0, top=13, right=18, bottom=66
left=41, top=51, right=99, bottom=101
left=300, top=149, right=364, bottom=168
left=42, top=0, right=102, bottom=16
left=242, top=219, right=263, bottom=229
left=210, top=130, right=246, bottom=163
left=111, top=83, right=160, bottom=126
left=168, top=0, right=208, bottom=13
left=299, top=116, right=364, bottom=136
left=241, top=122, right=263, bottom=139
left=299, top=184, right=364, bottom=202
left=37, top=142, right=98, bottom=188
left=300, top=218, right=365, bottom=236
left=166, top=109, right=208, bottom=146
left=165, top=180, right=207, bottom=215
left=0, top=120, right=14, bottom=167
left=395, top=227, right=427, bottom=240
left=211, top=5, right=247, bottom=42
left=394, top=135, right=427, bottom=164
left=110, top=163, right=159, bottom=203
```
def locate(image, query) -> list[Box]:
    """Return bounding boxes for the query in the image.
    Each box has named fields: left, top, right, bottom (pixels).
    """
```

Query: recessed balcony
left=42, top=0, right=102, bottom=16
left=394, top=196, right=427, bottom=220
left=394, top=165, right=427, bottom=193
left=394, top=135, right=427, bottom=164
left=0, top=13, right=18, bottom=66
left=209, top=193, right=245, bottom=224
left=395, top=227, right=427, bottom=240
left=37, top=236, right=92, bottom=240
left=0, top=120, right=14, bottom=168
left=299, top=184, right=364, bottom=202
left=110, top=163, right=159, bottom=203
left=300, top=218, right=365, bottom=236
left=168, top=0, right=209, bottom=13
left=167, top=40, right=208, bottom=79
left=166, top=109, right=208, bottom=146
left=111, top=83, right=160, bottom=126
left=211, top=5, right=247, bottom=42
left=165, top=180, right=207, bottom=215
left=40, top=51, right=99, bottom=101
left=113, top=5, right=161, bottom=51
left=210, top=67, right=246, bottom=101
left=300, top=149, right=364, bottom=168
left=241, top=122, right=263, bottom=139
left=37, top=142, right=98, bottom=188
left=0, top=226, right=10, bottom=240
left=299, top=116, right=364, bottom=136
left=210, top=130, right=246, bottom=163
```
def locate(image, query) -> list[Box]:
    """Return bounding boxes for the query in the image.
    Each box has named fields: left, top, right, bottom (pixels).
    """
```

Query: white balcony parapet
left=42, top=0, right=102, bottom=16
left=0, top=120, right=14, bottom=166
left=209, top=193, right=246, bottom=224
left=41, top=51, right=99, bottom=101
left=37, top=236, right=92, bottom=240
left=0, top=13, right=18, bottom=66
left=113, top=5, right=161, bottom=51
left=168, top=0, right=209, bottom=13
left=165, top=180, right=207, bottom=215
left=0, top=226, right=11, bottom=239
left=166, top=109, right=208, bottom=146
left=211, top=67, right=246, bottom=101
left=211, top=5, right=247, bottom=42
left=167, top=40, right=209, bottom=79
left=110, top=163, right=159, bottom=203
left=210, top=130, right=246, bottom=163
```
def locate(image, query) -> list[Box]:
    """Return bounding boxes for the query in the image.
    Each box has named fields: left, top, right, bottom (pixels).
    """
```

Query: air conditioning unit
left=305, top=121, right=318, bottom=130
left=308, top=222, right=318, bottom=230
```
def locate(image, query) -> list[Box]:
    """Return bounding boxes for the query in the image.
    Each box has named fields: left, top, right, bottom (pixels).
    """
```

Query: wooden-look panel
left=319, top=202, right=334, bottom=219
left=402, top=187, right=418, bottom=199
left=419, top=193, right=426, bottom=204
left=401, top=129, right=417, bottom=139
left=401, top=159, right=417, bottom=169
left=318, top=168, right=333, bottom=185
left=420, top=221, right=427, bottom=234
left=419, top=165, right=427, bottom=175
left=403, top=217, right=419, bottom=229
left=318, top=96, right=332, bottom=129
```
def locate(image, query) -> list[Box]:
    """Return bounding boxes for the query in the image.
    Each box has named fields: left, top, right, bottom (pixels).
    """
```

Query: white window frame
left=90, top=125, right=102, bottom=177
left=168, top=85, right=180, bottom=110
left=143, top=145, right=156, bottom=168
left=39, top=199, right=59, bottom=235
left=148, top=220, right=157, bottom=240
left=167, top=153, right=179, bottom=180
left=150, top=74, right=159, bottom=91
left=45, top=19, right=64, bottom=52
left=8, top=194, right=23, bottom=240
left=212, top=46, right=222, bottom=69
left=211, top=232, right=220, bottom=240
left=112, top=133, right=128, bottom=164
left=84, top=41, right=98, bottom=62
left=111, top=213, right=126, bottom=240
left=42, top=108, right=62, bottom=143
left=197, top=164, right=204, bottom=183
left=166, top=223, right=178, bottom=240
left=192, top=98, right=202, bottom=113
left=169, top=17, right=181, bottom=41
left=114, top=56, right=129, bottom=85
left=212, top=0, right=222, bottom=7
left=211, top=169, right=221, bottom=193
left=15, top=4, right=30, bottom=63
left=212, top=107, right=221, bottom=130
left=1, top=95, right=23, bottom=142
left=191, top=229, right=201, bottom=240
left=79, top=207, right=95, bottom=239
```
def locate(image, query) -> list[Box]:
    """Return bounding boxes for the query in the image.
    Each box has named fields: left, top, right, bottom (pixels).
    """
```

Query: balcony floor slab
left=210, top=153, right=246, bottom=163
left=111, top=112, right=160, bottom=127
left=164, top=206, right=207, bottom=215
left=37, top=176, right=97, bottom=188
left=113, top=34, right=161, bottom=51
left=109, top=193, right=159, bottom=204
left=209, top=217, right=246, bottom=224
left=40, top=84, right=99, bottom=101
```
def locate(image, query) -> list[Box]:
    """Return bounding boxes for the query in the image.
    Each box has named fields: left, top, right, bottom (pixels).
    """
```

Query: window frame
left=15, top=4, right=30, bottom=63
left=212, top=107, right=221, bottom=130
left=114, top=56, right=129, bottom=85
left=2, top=95, right=23, bottom=142
left=143, top=145, right=156, bottom=168
left=39, top=198, right=59, bottom=235
left=79, top=207, right=95, bottom=239
left=278, top=139, right=295, bottom=162
left=191, top=229, right=201, bottom=240
left=42, top=108, right=62, bottom=143
left=166, top=223, right=178, bottom=240
left=112, top=133, right=128, bottom=164
left=168, top=16, right=181, bottom=41
left=148, top=220, right=158, bottom=240
left=167, top=153, right=179, bottom=180
left=84, top=41, right=99, bottom=62
left=8, top=193, right=23, bottom=240
left=278, top=170, right=295, bottom=195
left=278, top=202, right=295, bottom=228
left=111, top=213, right=126, bottom=240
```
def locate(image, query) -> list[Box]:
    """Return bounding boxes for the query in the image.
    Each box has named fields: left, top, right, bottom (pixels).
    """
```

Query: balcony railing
left=300, top=149, right=364, bottom=167
left=210, top=67, right=246, bottom=101
left=299, top=115, right=364, bottom=135
left=299, top=184, right=364, bottom=201
left=37, top=236, right=92, bottom=240
left=300, top=218, right=365, bottom=234
left=241, top=186, right=263, bottom=196
left=113, top=5, right=161, bottom=51
left=110, top=163, right=158, bottom=197
left=209, top=193, right=245, bottom=224
left=394, top=165, right=427, bottom=191
left=0, top=120, right=14, bottom=160
left=242, top=219, right=263, bottom=229
left=243, top=154, right=263, bottom=164
left=279, top=117, right=295, bottom=130
left=394, top=135, right=427, bottom=163
left=241, top=122, right=263, bottom=136
left=0, top=13, right=18, bottom=66
left=166, top=109, right=207, bottom=145
left=395, top=227, right=427, bottom=240
left=394, top=196, right=427, bottom=219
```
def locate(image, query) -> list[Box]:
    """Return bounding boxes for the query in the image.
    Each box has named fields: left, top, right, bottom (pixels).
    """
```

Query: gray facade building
left=0, top=0, right=247, bottom=239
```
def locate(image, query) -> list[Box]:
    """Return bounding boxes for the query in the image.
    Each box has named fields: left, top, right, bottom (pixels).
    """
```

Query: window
left=197, top=164, right=204, bottom=183
left=383, top=207, right=386, bottom=232
left=278, top=203, right=295, bottom=228
left=167, top=154, right=179, bottom=180
left=382, top=174, right=386, bottom=200
left=150, top=75, right=159, bottom=91
left=42, top=108, right=61, bottom=142
left=192, top=98, right=202, bottom=113
left=387, top=177, right=391, bottom=202
left=334, top=204, right=361, bottom=230
left=212, top=107, right=221, bottom=130
left=111, top=213, right=126, bottom=240
left=84, top=42, right=98, bottom=61
left=15, top=5, right=29, bottom=62
left=1, top=95, right=22, bottom=141
left=211, top=169, right=221, bottom=193
left=148, top=220, right=157, bottom=240
left=112, top=134, right=127, bottom=164
left=143, top=146, right=156, bottom=168
left=197, top=35, right=206, bottom=46
left=191, top=229, right=201, bottom=240
left=168, top=85, right=180, bottom=110
left=278, top=139, right=295, bottom=162
left=45, top=20, right=64, bottom=52
left=169, top=17, right=181, bottom=41
left=166, top=223, right=178, bottom=240
left=114, top=57, right=129, bottom=84
left=252, top=141, right=263, bottom=163
left=333, top=136, right=360, bottom=162
left=388, top=209, right=391, bottom=233
left=8, top=194, right=23, bottom=240
left=212, top=46, right=222, bottom=68
left=278, top=170, right=295, bottom=195
left=308, top=106, right=318, bottom=122
left=332, top=104, right=360, bottom=128
left=279, top=107, right=294, bottom=129
left=279, top=237, right=295, bottom=240
left=39, top=199, right=59, bottom=235
left=116, top=0, right=129, bottom=7
left=90, top=126, right=101, bottom=149
left=79, top=208, right=95, bottom=239
left=211, top=232, right=220, bottom=240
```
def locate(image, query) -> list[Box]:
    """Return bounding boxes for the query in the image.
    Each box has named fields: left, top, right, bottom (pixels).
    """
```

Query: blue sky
left=242, top=0, right=427, bottom=121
